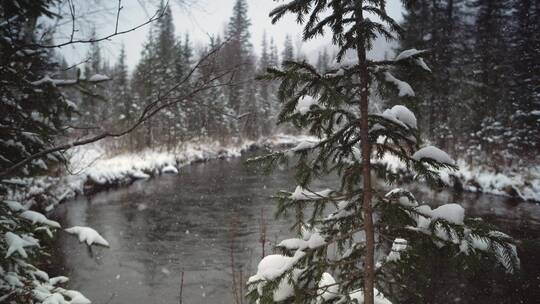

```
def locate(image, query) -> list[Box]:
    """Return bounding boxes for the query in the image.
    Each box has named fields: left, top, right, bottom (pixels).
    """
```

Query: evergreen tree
left=282, top=34, right=295, bottom=65
left=224, top=0, right=254, bottom=115
left=1, top=1, right=83, bottom=302
left=112, top=44, right=133, bottom=147
left=130, top=2, right=190, bottom=148
left=259, top=32, right=274, bottom=136
left=0, top=0, right=75, bottom=177
left=247, top=1, right=519, bottom=304
left=80, top=28, right=104, bottom=128
left=131, top=29, right=159, bottom=148
left=396, top=0, right=539, bottom=166
left=269, top=37, right=280, bottom=68
left=316, top=48, right=330, bottom=73
left=507, top=0, right=540, bottom=159
left=396, top=0, right=476, bottom=157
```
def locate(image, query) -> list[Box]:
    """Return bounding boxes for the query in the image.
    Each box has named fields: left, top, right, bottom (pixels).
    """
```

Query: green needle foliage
left=247, top=1, right=519, bottom=303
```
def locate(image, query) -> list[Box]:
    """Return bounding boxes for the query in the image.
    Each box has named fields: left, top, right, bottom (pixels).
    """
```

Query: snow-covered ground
left=65, top=141, right=255, bottom=195
left=378, top=153, right=540, bottom=202
left=63, top=135, right=312, bottom=194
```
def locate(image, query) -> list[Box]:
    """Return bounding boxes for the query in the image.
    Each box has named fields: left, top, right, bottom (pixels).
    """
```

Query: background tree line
left=393, top=0, right=539, bottom=168
left=69, top=0, right=310, bottom=152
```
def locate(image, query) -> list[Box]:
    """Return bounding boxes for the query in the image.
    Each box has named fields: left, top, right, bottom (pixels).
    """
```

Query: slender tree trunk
left=354, top=1, right=375, bottom=304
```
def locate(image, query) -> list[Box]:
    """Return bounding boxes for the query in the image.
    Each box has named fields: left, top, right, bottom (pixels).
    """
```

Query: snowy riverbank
left=379, top=153, right=540, bottom=202
left=63, top=134, right=540, bottom=204
left=5, top=134, right=537, bottom=217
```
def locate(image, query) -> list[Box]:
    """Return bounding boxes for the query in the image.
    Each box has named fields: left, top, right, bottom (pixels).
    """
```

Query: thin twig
left=179, top=270, right=184, bottom=304
left=115, top=0, right=122, bottom=34
left=21, top=1, right=169, bottom=49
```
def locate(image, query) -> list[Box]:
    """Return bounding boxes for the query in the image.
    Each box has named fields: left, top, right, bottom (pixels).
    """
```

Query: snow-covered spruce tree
left=247, top=1, right=519, bottom=304
left=0, top=1, right=102, bottom=303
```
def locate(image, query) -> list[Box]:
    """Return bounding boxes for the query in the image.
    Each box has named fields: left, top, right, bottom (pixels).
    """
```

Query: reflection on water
left=49, top=158, right=540, bottom=304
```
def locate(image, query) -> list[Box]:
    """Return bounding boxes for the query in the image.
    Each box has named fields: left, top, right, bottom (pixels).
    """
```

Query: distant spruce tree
left=224, top=0, right=254, bottom=114
left=282, top=34, right=295, bottom=66
left=316, top=48, right=330, bottom=73
left=80, top=28, right=104, bottom=127
left=111, top=45, right=134, bottom=147
left=247, top=1, right=519, bottom=304
left=259, top=32, right=275, bottom=136
left=131, top=28, right=159, bottom=148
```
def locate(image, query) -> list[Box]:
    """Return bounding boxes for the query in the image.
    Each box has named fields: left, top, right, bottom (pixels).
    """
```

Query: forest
left=0, top=0, right=539, bottom=304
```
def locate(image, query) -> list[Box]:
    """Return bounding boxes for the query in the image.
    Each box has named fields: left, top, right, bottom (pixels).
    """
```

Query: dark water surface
left=49, top=157, right=540, bottom=304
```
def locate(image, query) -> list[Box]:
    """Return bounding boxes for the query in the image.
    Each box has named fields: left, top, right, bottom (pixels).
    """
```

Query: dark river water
left=49, top=157, right=540, bottom=304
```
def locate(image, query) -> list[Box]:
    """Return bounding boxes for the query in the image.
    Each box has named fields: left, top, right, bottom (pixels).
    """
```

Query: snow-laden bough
left=65, top=226, right=110, bottom=247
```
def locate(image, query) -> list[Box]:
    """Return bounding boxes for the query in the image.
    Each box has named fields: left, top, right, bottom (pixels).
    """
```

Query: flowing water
left=49, top=157, right=540, bottom=304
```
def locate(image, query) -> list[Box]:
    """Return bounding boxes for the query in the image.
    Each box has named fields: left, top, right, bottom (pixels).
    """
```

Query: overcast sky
left=59, top=0, right=404, bottom=70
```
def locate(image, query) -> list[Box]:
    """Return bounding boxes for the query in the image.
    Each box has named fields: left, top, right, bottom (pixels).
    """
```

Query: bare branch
left=115, top=0, right=123, bottom=34
left=21, top=1, right=169, bottom=49
left=0, top=41, right=233, bottom=179
left=68, top=0, right=76, bottom=42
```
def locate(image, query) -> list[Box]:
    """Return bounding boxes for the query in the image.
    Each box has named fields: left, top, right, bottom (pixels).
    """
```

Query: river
left=49, top=157, right=540, bottom=304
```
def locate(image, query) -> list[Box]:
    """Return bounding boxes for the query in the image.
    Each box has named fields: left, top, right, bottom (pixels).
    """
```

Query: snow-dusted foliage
left=248, top=1, right=520, bottom=303
left=0, top=195, right=93, bottom=303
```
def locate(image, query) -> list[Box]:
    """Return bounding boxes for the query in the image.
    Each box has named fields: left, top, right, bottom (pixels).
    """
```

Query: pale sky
left=59, top=0, right=404, bottom=71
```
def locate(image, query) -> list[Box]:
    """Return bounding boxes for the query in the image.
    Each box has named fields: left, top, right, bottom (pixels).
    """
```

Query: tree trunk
left=354, top=1, right=375, bottom=304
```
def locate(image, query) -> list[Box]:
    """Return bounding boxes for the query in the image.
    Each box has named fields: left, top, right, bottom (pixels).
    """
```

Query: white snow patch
left=291, top=140, right=318, bottom=152
left=415, top=57, right=432, bottom=72
left=386, top=238, right=408, bottom=262
left=161, top=165, right=178, bottom=174
left=20, top=210, right=61, bottom=228
left=349, top=288, right=393, bottom=304
left=430, top=204, right=465, bottom=225
left=290, top=186, right=333, bottom=200
left=65, top=226, right=110, bottom=247
left=5, top=232, right=39, bottom=258
left=250, top=250, right=305, bottom=281
left=61, top=289, right=91, bottom=304
left=384, top=72, right=415, bottom=97
left=131, top=171, right=150, bottom=179
left=248, top=250, right=306, bottom=302
left=380, top=105, right=417, bottom=129
left=318, top=272, right=338, bottom=302
left=278, top=238, right=308, bottom=250
left=295, top=95, right=318, bottom=115
left=395, top=48, right=428, bottom=61
left=4, top=200, right=25, bottom=211
left=88, top=74, right=110, bottom=82
left=412, top=146, right=455, bottom=165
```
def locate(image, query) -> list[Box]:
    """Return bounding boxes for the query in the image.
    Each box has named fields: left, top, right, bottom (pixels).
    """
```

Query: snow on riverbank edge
left=5, top=134, right=537, bottom=216
left=61, top=134, right=540, bottom=204
left=65, top=134, right=317, bottom=196
left=379, top=154, right=540, bottom=203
